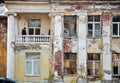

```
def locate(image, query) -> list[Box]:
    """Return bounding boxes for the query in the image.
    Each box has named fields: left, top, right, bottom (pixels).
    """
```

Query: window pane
left=88, top=54, right=93, bottom=60
left=95, top=62, right=100, bottom=69
left=93, top=54, right=100, bottom=60
left=28, top=19, right=41, bottom=27
left=64, top=24, right=69, bottom=38
left=64, top=53, right=77, bottom=74
left=29, top=28, right=34, bottom=35
left=33, top=61, right=40, bottom=75
left=88, top=24, right=93, bottom=37
left=113, top=24, right=118, bottom=35
left=35, top=28, right=40, bottom=35
left=64, top=16, right=69, bottom=22
left=26, top=61, right=32, bottom=74
left=113, top=62, right=118, bottom=74
left=95, top=16, right=100, bottom=22
left=70, top=24, right=76, bottom=37
left=88, top=69, right=93, bottom=75
left=88, top=62, right=93, bottom=69
left=26, top=53, right=40, bottom=60
left=88, top=16, right=93, bottom=22
left=95, top=24, right=100, bottom=37
left=70, top=16, right=76, bottom=22
left=113, top=16, right=120, bottom=22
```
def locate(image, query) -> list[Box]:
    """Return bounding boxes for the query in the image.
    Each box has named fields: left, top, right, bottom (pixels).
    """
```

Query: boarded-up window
left=64, top=16, right=77, bottom=38
left=25, top=52, right=40, bottom=76
left=64, top=53, right=77, bottom=75
left=87, top=53, right=100, bottom=76
left=88, top=16, right=100, bottom=38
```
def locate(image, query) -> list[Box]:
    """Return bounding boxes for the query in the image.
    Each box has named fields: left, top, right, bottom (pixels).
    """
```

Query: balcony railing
left=15, top=35, right=51, bottom=45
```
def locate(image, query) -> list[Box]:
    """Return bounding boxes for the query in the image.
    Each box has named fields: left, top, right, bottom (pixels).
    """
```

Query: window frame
left=88, top=15, right=101, bottom=38
left=25, top=52, right=40, bottom=76
left=64, top=16, right=77, bottom=38
left=87, top=53, right=101, bottom=76
left=64, top=53, right=77, bottom=75
left=112, top=16, right=120, bottom=37
left=28, top=19, right=41, bottom=35
left=112, top=53, right=120, bottom=76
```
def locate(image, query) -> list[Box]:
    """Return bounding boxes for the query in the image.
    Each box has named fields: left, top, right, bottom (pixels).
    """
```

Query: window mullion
left=93, top=61, right=95, bottom=75
left=32, top=60, right=34, bottom=75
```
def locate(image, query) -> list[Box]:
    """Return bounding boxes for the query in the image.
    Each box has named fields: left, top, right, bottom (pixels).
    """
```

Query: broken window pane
left=64, top=24, right=69, bottom=38
left=71, top=24, right=76, bottom=37
left=64, top=53, right=77, bottom=75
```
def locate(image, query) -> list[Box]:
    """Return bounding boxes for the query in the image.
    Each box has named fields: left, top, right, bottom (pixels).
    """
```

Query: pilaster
left=77, top=13, right=87, bottom=71
left=7, top=12, right=17, bottom=79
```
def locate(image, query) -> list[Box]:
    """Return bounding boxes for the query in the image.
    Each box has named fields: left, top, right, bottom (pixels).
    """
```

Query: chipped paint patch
left=54, top=50, right=62, bottom=76
left=63, top=38, right=72, bottom=53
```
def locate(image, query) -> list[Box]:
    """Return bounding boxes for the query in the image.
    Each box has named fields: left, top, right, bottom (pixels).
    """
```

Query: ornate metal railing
left=15, top=35, right=51, bottom=45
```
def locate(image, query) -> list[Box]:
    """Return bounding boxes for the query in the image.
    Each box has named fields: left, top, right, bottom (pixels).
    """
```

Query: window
left=64, top=16, right=77, bottom=38
left=112, top=16, right=120, bottom=37
left=25, top=52, right=40, bottom=76
left=64, top=53, right=77, bottom=75
left=112, top=53, right=120, bottom=76
left=88, top=16, right=101, bottom=38
left=28, top=19, right=41, bottom=35
left=87, top=53, right=100, bottom=76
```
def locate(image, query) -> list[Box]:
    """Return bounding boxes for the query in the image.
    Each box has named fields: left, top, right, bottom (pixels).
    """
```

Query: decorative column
left=49, top=13, right=63, bottom=77
left=77, top=13, right=87, bottom=71
left=101, top=11, right=112, bottom=81
left=7, top=13, right=16, bottom=79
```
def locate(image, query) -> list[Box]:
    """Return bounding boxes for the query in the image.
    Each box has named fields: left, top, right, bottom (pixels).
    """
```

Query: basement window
left=25, top=52, right=40, bottom=76
left=112, top=53, right=120, bottom=76
left=64, top=16, right=77, bottom=38
left=87, top=53, right=100, bottom=76
left=112, top=16, right=120, bottom=37
left=88, top=16, right=101, bottom=38
left=64, top=53, right=77, bottom=75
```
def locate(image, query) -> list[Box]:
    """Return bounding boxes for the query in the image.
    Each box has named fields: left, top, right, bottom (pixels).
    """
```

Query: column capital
left=7, top=12, right=17, bottom=16
left=77, top=12, right=87, bottom=22
left=77, top=12, right=87, bottom=16
left=49, top=12, right=64, bottom=17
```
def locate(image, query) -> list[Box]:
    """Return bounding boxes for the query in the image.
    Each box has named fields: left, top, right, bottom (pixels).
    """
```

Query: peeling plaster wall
left=87, top=39, right=102, bottom=53
left=111, top=38, right=120, bottom=53
left=63, top=38, right=77, bottom=53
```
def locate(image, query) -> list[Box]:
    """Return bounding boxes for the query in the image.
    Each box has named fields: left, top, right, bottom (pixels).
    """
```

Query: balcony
left=15, top=35, right=51, bottom=45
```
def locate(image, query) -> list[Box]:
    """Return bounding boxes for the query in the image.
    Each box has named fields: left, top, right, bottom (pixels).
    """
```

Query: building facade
left=4, top=0, right=120, bottom=83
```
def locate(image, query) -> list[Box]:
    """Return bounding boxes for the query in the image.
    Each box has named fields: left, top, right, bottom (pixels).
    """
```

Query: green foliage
left=96, top=70, right=104, bottom=81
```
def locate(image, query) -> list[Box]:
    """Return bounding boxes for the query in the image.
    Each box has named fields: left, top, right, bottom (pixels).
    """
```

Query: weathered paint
left=101, top=11, right=112, bottom=80
left=63, top=38, right=72, bottom=53
left=77, top=13, right=87, bottom=71
left=53, top=14, right=63, bottom=76
left=54, top=50, right=62, bottom=76
left=112, top=38, right=120, bottom=53
left=63, top=38, right=78, bottom=53
left=87, top=39, right=102, bottom=53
